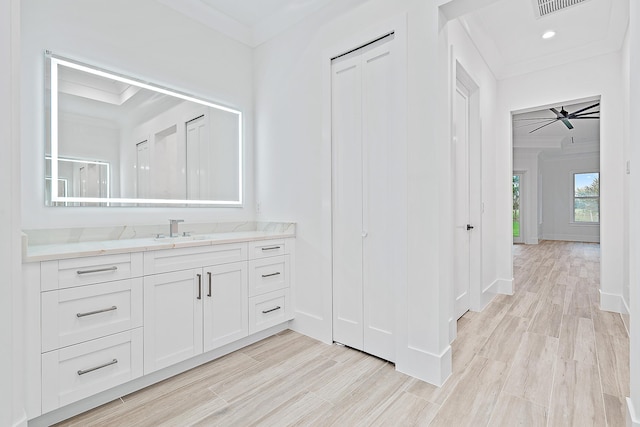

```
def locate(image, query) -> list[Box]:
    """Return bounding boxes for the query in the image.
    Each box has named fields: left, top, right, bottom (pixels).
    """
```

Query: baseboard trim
left=12, top=412, right=27, bottom=427
left=599, top=289, right=623, bottom=314
left=627, top=397, right=640, bottom=427
left=541, top=234, right=600, bottom=243
left=396, top=345, right=452, bottom=387
left=290, top=310, right=332, bottom=344
left=449, top=317, right=457, bottom=343
left=484, top=278, right=513, bottom=296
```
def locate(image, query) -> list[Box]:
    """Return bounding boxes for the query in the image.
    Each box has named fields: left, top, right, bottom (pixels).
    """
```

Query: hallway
left=424, top=240, right=629, bottom=426
left=54, top=241, right=629, bottom=426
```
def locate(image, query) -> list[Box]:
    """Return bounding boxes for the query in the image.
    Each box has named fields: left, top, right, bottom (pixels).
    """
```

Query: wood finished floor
left=56, top=240, right=629, bottom=427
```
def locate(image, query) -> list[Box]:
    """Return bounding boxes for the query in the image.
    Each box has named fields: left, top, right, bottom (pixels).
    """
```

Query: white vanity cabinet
left=248, top=240, right=292, bottom=334
left=37, top=253, right=145, bottom=414
left=143, top=260, right=248, bottom=374
left=25, top=233, right=295, bottom=423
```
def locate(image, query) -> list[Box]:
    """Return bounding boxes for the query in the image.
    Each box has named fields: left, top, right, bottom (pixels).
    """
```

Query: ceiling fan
left=515, top=102, right=600, bottom=133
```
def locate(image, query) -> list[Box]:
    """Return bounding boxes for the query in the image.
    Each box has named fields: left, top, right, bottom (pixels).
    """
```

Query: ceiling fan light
left=542, top=30, right=556, bottom=39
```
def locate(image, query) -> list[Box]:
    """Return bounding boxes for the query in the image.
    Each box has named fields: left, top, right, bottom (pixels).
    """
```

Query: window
left=573, top=172, right=599, bottom=223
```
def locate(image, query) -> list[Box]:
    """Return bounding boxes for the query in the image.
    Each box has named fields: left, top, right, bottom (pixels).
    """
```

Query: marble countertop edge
left=22, top=223, right=296, bottom=263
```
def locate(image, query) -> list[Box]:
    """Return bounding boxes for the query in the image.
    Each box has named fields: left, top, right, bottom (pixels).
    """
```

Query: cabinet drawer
left=248, top=255, right=289, bottom=297
left=249, top=289, right=292, bottom=334
left=42, top=278, right=143, bottom=352
left=144, top=243, right=247, bottom=275
left=42, top=328, right=143, bottom=413
left=249, top=240, right=287, bottom=259
left=41, top=253, right=144, bottom=291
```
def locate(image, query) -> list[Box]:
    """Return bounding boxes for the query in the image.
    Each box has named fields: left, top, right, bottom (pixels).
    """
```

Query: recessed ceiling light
left=542, top=31, right=556, bottom=39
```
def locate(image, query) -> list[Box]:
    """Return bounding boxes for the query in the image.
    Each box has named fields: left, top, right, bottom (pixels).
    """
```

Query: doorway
left=513, top=173, right=523, bottom=244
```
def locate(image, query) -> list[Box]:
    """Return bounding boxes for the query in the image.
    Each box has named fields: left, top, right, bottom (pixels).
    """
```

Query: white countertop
left=22, top=222, right=295, bottom=262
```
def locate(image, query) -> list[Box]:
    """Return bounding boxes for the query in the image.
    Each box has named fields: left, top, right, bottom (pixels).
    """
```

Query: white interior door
left=186, top=115, right=208, bottom=200
left=361, top=40, right=395, bottom=362
left=332, top=34, right=396, bottom=362
left=136, top=140, right=149, bottom=199
left=331, top=52, right=364, bottom=351
left=453, top=82, right=471, bottom=320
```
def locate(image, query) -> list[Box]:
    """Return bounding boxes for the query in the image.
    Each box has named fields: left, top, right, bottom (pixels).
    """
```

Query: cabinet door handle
left=76, top=266, right=118, bottom=275
left=261, top=272, right=281, bottom=278
left=77, top=358, right=118, bottom=376
left=207, top=272, right=212, bottom=297
left=261, top=246, right=281, bottom=251
left=262, top=306, right=281, bottom=314
left=76, top=306, right=117, bottom=318
left=197, top=274, right=202, bottom=300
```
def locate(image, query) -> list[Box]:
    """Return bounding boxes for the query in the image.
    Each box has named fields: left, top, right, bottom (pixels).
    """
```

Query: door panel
left=203, top=262, right=248, bottom=352
left=362, top=41, right=395, bottom=362
left=143, top=269, right=203, bottom=374
left=331, top=53, right=364, bottom=351
left=454, top=85, right=471, bottom=319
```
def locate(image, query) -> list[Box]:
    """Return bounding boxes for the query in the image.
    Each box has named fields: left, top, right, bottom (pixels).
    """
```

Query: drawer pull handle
left=76, top=306, right=118, bottom=318
left=262, top=306, right=281, bottom=314
left=262, top=272, right=281, bottom=278
left=261, top=246, right=281, bottom=251
left=197, top=274, right=202, bottom=300
left=76, top=266, right=118, bottom=275
left=77, top=359, right=118, bottom=376
left=207, top=272, right=212, bottom=297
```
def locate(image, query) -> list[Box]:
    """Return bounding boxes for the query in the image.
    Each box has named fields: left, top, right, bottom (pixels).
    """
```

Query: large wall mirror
left=45, top=53, right=243, bottom=207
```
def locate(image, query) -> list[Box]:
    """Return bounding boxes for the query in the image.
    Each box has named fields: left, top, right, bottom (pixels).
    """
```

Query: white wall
left=1, top=0, right=24, bottom=425
left=540, top=152, right=600, bottom=242
left=446, top=19, right=501, bottom=310
left=628, top=1, right=639, bottom=424
left=21, top=0, right=255, bottom=229
left=513, top=150, right=540, bottom=244
left=254, top=0, right=453, bottom=384
left=497, top=51, right=626, bottom=312
left=622, top=26, right=631, bottom=321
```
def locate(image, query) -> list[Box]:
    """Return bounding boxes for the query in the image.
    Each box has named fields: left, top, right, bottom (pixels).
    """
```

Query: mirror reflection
left=46, top=54, right=243, bottom=206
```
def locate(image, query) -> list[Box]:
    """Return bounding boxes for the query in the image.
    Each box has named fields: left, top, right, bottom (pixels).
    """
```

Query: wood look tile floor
left=56, top=241, right=628, bottom=427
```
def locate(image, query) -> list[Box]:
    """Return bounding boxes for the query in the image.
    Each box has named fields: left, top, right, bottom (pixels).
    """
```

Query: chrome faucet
left=169, top=219, right=184, bottom=237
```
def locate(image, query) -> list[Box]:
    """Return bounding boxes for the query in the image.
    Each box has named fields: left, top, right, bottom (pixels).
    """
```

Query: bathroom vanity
left=22, top=222, right=295, bottom=425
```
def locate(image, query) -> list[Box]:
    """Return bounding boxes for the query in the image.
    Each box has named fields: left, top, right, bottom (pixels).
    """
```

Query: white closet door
left=332, top=34, right=396, bottom=361
left=331, top=53, right=364, bottom=351
left=362, top=40, right=395, bottom=362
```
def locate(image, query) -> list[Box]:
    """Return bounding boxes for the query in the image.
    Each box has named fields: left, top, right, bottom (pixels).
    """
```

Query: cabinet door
left=143, top=269, right=203, bottom=374
left=203, top=262, right=248, bottom=352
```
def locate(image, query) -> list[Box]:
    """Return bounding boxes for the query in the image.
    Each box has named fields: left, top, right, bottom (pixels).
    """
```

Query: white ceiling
left=156, top=0, right=629, bottom=79
left=460, top=0, right=629, bottom=79
left=156, top=0, right=358, bottom=47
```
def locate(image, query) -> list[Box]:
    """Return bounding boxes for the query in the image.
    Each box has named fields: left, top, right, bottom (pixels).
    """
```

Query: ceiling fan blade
left=572, top=111, right=599, bottom=118
left=550, top=107, right=562, bottom=118
left=570, top=102, right=600, bottom=116
left=514, top=119, right=557, bottom=129
left=529, top=119, right=560, bottom=133
left=513, top=117, right=558, bottom=121
left=571, top=116, right=600, bottom=119
left=561, top=118, right=574, bottom=130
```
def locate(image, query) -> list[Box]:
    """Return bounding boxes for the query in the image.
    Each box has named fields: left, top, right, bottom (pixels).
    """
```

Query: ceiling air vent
left=533, top=0, right=590, bottom=18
